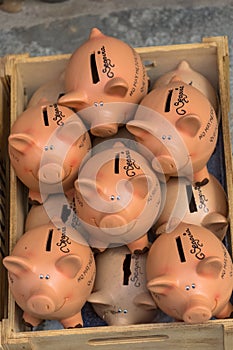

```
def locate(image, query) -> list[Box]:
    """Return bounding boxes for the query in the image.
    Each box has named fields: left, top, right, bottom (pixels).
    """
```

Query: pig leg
left=127, top=233, right=150, bottom=254
left=215, top=302, right=233, bottom=319
left=23, top=311, right=43, bottom=327
left=61, top=311, right=83, bottom=329
left=88, top=237, right=107, bottom=253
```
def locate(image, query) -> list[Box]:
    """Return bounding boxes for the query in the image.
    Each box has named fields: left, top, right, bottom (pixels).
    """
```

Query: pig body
left=3, top=223, right=96, bottom=328
left=126, top=78, right=218, bottom=183
left=146, top=222, right=233, bottom=324
left=8, top=103, right=91, bottom=203
left=88, top=245, right=158, bottom=325
left=74, top=141, right=162, bottom=252
left=58, top=28, right=148, bottom=137
left=153, top=60, right=218, bottom=112
left=153, top=174, right=229, bottom=240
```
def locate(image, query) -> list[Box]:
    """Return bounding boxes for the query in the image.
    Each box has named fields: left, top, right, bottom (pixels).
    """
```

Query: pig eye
left=110, top=195, right=115, bottom=200
left=45, top=274, right=50, bottom=280
left=94, top=102, right=98, bottom=107
left=44, top=146, right=49, bottom=151
left=99, top=101, right=104, bottom=107
left=167, top=135, right=172, bottom=140
left=123, top=309, right=128, bottom=314
left=191, top=283, right=196, bottom=289
left=49, top=145, right=54, bottom=150
left=116, top=195, right=121, bottom=200
left=185, top=285, right=190, bottom=291
left=39, top=274, right=44, bottom=279
left=118, top=308, right=122, bottom=313
left=162, top=135, right=166, bottom=140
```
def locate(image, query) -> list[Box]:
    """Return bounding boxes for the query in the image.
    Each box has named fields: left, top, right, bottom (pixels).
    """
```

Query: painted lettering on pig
left=56, top=227, right=72, bottom=253
left=123, top=150, right=141, bottom=177
left=183, top=228, right=205, bottom=260
left=174, top=85, right=189, bottom=116
left=77, top=252, right=94, bottom=283
left=198, top=107, right=215, bottom=141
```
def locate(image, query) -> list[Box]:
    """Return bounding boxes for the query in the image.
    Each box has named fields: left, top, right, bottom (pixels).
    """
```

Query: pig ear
left=3, top=256, right=33, bottom=276
left=202, top=213, right=229, bottom=239
left=75, top=178, right=103, bottom=201
left=58, top=91, right=89, bottom=110
left=104, top=77, right=129, bottom=97
left=175, top=114, right=201, bottom=137
left=134, top=292, right=157, bottom=310
left=87, top=290, right=113, bottom=306
left=177, top=60, right=191, bottom=72
left=55, top=254, right=83, bottom=279
left=147, top=277, right=177, bottom=296
left=198, top=256, right=223, bottom=278
left=196, top=256, right=223, bottom=279
left=55, top=117, right=87, bottom=145
left=8, top=134, right=37, bottom=155
left=126, top=174, right=153, bottom=199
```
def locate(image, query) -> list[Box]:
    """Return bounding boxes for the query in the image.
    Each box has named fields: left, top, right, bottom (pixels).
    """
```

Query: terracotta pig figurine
left=126, top=77, right=218, bottom=184
left=58, top=27, right=148, bottom=137
left=8, top=103, right=91, bottom=203
left=152, top=173, right=229, bottom=240
left=25, top=192, right=78, bottom=232
left=74, top=141, right=162, bottom=253
left=88, top=245, right=158, bottom=325
left=28, top=73, right=65, bottom=107
left=3, top=223, right=96, bottom=328
left=153, top=60, right=218, bottom=113
left=146, top=222, right=233, bottom=324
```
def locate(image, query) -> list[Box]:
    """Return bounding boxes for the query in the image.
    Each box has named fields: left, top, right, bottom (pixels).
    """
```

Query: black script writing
left=130, top=254, right=143, bottom=287
left=199, top=107, right=215, bottom=140
left=194, top=184, right=209, bottom=213
left=123, top=150, right=141, bottom=177
left=99, top=46, right=115, bottom=78
left=174, top=85, right=189, bottom=115
left=183, top=228, right=205, bottom=260
left=56, top=227, right=71, bottom=253
left=129, top=49, right=140, bottom=97
left=52, top=103, right=65, bottom=126
left=78, top=252, right=94, bottom=282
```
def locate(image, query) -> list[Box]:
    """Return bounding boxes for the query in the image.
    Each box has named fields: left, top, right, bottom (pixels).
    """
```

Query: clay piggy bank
left=153, top=174, right=229, bottom=240
left=153, top=60, right=218, bottom=112
left=74, top=141, right=162, bottom=253
left=28, top=73, right=65, bottom=107
left=25, top=192, right=79, bottom=232
left=58, top=27, right=148, bottom=137
left=8, top=103, right=91, bottom=203
left=146, top=222, right=233, bottom=324
left=126, top=77, right=218, bottom=183
left=3, top=223, right=96, bottom=328
left=88, top=245, right=158, bottom=325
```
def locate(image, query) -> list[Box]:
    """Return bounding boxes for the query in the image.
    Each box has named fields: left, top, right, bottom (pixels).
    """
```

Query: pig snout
left=38, top=163, right=65, bottom=184
left=91, top=123, right=119, bottom=137
left=183, top=296, right=212, bottom=324
left=27, top=294, right=57, bottom=316
left=152, top=155, right=177, bottom=174
left=99, top=214, right=135, bottom=235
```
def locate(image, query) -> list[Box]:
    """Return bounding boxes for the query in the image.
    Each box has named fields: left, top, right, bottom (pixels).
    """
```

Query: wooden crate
left=0, top=36, right=233, bottom=350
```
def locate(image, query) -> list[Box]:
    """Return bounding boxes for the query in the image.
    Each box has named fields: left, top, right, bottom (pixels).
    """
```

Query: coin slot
left=90, top=52, right=100, bottom=84
left=46, top=229, right=53, bottom=252
left=165, top=89, right=173, bottom=112
left=176, top=236, right=186, bottom=263
left=42, top=107, right=49, bottom=126
left=123, top=254, right=132, bottom=285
